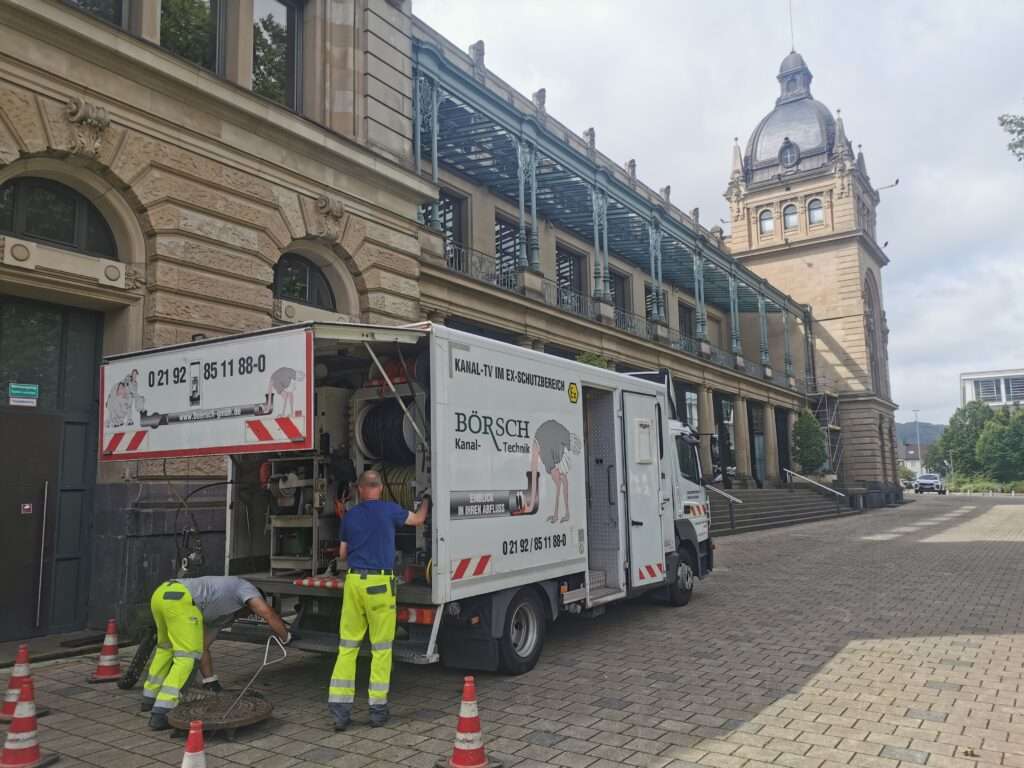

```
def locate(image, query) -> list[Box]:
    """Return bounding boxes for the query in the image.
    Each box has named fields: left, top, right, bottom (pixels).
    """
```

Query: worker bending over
left=143, top=576, right=290, bottom=730
left=328, top=471, right=429, bottom=730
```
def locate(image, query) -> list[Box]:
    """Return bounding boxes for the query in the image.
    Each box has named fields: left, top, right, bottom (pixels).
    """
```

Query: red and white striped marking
left=102, top=431, right=147, bottom=456
left=292, top=577, right=343, bottom=590
left=636, top=562, right=665, bottom=582
left=397, top=607, right=437, bottom=625
left=451, top=555, right=492, bottom=581
left=245, top=417, right=305, bottom=444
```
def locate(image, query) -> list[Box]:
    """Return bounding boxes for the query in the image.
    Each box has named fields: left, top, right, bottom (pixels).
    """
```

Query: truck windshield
left=675, top=435, right=700, bottom=483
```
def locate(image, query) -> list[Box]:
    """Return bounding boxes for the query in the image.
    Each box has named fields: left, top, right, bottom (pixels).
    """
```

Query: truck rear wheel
left=498, top=589, right=545, bottom=675
left=667, top=549, right=695, bottom=607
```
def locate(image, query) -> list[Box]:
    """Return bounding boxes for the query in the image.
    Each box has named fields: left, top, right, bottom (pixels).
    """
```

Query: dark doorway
left=0, top=295, right=102, bottom=640
left=711, top=393, right=735, bottom=489
left=776, top=407, right=791, bottom=480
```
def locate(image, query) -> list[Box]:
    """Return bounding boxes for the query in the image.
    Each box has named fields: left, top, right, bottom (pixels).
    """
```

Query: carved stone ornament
left=65, top=95, right=110, bottom=157
left=468, top=40, right=485, bottom=79
left=313, top=195, right=346, bottom=242
left=583, top=127, right=596, bottom=158
left=625, top=159, right=636, bottom=186
left=659, top=185, right=671, bottom=204
left=124, top=264, right=146, bottom=290
left=532, top=88, right=546, bottom=114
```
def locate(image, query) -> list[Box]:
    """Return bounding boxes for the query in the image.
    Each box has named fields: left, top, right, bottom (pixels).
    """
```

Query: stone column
left=764, top=403, right=780, bottom=485
left=224, top=0, right=255, bottom=89
left=128, top=0, right=160, bottom=42
left=698, top=385, right=714, bottom=478
left=733, top=396, right=753, bottom=485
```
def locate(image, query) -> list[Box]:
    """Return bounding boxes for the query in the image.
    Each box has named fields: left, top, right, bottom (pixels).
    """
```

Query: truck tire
left=666, top=548, right=696, bottom=607
left=498, top=589, right=545, bottom=675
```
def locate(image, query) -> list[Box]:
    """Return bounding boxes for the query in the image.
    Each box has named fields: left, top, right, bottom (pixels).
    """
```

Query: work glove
left=201, top=676, right=223, bottom=693
left=281, top=631, right=294, bottom=646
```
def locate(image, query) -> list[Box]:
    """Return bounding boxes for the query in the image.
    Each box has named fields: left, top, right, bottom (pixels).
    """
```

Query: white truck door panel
left=622, top=391, right=666, bottom=587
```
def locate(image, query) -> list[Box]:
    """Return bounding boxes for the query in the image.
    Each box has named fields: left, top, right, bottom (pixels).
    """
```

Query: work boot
left=328, top=703, right=352, bottom=732
left=140, top=698, right=154, bottom=713
left=368, top=704, right=390, bottom=728
left=148, top=710, right=171, bottom=731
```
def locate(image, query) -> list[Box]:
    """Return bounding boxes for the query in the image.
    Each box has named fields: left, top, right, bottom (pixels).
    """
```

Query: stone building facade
left=724, top=50, right=899, bottom=490
left=0, top=1, right=883, bottom=638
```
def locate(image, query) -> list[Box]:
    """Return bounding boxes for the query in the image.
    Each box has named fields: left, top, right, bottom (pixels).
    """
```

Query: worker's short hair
left=357, top=470, right=382, bottom=488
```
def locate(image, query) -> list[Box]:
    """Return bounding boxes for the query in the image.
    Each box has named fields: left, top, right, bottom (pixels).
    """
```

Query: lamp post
left=913, top=409, right=922, bottom=476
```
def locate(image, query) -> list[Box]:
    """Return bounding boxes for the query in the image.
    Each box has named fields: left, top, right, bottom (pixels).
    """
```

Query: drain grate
left=168, top=690, right=273, bottom=732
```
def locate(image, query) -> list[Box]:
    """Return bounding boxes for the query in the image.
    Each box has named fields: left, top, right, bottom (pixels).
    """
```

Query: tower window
left=783, top=204, right=798, bottom=231
left=758, top=209, right=774, bottom=236
left=808, top=198, right=825, bottom=226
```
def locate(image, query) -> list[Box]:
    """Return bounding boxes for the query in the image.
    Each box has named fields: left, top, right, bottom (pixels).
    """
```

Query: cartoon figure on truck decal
left=524, top=419, right=582, bottom=524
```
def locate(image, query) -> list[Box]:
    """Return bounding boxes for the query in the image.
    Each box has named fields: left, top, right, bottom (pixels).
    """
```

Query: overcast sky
left=414, top=0, right=1024, bottom=425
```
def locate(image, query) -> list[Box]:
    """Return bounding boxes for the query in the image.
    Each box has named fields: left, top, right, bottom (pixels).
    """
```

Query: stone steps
left=709, top=487, right=846, bottom=536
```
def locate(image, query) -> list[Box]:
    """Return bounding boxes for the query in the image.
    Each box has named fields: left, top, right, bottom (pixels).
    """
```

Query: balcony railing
left=446, top=241, right=519, bottom=292
left=543, top=279, right=595, bottom=319
left=615, top=308, right=654, bottom=339
left=440, top=244, right=801, bottom=392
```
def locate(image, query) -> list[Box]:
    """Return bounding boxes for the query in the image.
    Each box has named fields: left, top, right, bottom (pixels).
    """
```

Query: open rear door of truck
left=621, top=391, right=667, bottom=589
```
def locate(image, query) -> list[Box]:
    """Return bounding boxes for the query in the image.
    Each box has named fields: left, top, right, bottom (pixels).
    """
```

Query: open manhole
left=167, top=689, right=273, bottom=733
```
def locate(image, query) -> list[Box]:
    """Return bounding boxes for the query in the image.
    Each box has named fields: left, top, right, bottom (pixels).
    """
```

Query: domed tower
left=724, top=51, right=898, bottom=491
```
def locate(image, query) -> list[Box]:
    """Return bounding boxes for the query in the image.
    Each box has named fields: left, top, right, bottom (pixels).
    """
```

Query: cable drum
left=374, top=463, right=416, bottom=510
left=358, top=400, right=417, bottom=464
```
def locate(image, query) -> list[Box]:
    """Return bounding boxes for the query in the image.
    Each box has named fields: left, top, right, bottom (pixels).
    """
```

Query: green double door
left=0, top=296, right=101, bottom=641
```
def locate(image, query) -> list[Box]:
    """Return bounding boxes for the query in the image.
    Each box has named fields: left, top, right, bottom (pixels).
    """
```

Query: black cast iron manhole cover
left=168, top=690, right=273, bottom=732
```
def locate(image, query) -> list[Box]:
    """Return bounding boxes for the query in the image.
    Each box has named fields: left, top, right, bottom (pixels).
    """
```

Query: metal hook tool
left=222, top=635, right=287, bottom=719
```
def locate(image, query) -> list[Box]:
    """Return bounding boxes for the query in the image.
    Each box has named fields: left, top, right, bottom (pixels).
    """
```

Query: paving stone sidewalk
left=16, top=496, right=1024, bottom=768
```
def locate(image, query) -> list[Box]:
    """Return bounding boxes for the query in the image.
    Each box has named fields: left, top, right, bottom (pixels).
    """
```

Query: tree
left=929, top=401, right=994, bottom=476
left=792, top=408, right=826, bottom=474
left=999, top=109, right=1024, bottom=162
left=253, top=14, right=288, bottom=104
left=160, top=0, right=217, bottom=71
left=923, top=442, right=947, bottom=473
left=898, top=465, right=915, bottom=482
left=975, top=409, right=1024, bottom=482
left=576, top=351, right=611, bottom=369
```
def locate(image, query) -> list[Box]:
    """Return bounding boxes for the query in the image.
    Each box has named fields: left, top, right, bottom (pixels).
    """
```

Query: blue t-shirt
left=340, top=500, right=408, bottom=570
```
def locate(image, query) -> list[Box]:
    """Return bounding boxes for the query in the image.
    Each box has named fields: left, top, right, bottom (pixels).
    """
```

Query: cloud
left=414, top=0, right=1024, bottom=424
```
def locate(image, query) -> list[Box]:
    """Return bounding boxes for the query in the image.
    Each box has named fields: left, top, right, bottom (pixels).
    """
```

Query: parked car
left=914, top=473, right=946, bottom=495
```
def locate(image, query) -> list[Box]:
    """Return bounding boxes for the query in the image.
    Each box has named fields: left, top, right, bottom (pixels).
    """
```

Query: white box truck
left=100, top=322, right=712, bottom=673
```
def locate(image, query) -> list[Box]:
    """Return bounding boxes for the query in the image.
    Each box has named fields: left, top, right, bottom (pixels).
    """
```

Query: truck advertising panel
left=439, top=333, right=588, bottom=593
left=100, top=327, right=313, bottom=461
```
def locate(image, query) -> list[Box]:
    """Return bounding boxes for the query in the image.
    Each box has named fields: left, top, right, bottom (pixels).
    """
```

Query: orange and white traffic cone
left=1, top=646, right=47, bottom=723
left=436, top=676, right=501, bottom=768
left=0, top=678, right=57, bottom=768
left=88, top=619, right=122, bottom=683
left=180, top=721, right=206, bottom=768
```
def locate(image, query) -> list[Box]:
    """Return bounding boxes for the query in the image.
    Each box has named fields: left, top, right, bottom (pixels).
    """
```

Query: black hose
left=361, top=400, right=415, bottom=464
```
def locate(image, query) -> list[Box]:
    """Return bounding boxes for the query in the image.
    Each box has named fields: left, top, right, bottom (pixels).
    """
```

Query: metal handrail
left=784, top=468, right=846, bottom=498
left=704, top=484, right=744, bottom=504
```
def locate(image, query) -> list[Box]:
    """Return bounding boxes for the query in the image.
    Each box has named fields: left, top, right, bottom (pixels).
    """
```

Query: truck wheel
left=667, top=549, right=696, bottom=607
left=498, top=589, right=545, bottom=675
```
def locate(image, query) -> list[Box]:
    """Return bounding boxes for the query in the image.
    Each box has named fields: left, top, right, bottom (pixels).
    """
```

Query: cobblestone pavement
left=19, top=496, right=1024, bottom=768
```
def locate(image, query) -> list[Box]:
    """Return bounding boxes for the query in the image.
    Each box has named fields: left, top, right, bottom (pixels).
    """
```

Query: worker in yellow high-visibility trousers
left=328, top=470, right=429, bottom=730
left=142, top=576, right=291, bottom=731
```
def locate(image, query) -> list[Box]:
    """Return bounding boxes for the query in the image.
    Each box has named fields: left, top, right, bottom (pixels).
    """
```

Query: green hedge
left=945, top=474, right=1024, bottom=493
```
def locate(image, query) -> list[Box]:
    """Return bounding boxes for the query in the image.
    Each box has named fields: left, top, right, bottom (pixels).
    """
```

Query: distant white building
left=897, top=443, right=923, bottom=476
left=961, top=369, right=1024, bottom=411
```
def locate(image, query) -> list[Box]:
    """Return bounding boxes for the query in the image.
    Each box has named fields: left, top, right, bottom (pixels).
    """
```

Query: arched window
left=783, top=204, right=799, bottom=230
left=807, top=198, right=824, bottom=226
left=273, top=253, right=336, bottom=310
left=864, top=273, right=884, bottom=395
left=0, top=177, right=117, bottom=259
left=758, top=209, right=774, bottom=236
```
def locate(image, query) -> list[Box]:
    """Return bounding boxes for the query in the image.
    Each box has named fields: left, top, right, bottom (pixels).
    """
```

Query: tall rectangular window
left=609, top=270, right=629, bottom=314
left=494, top=218, right=523, bottom=289
left=678, top=302, right=695, bottom=338
left=555, top=245, right=583, bottom=295
left=64, top=0, right=125, bottom=26
left=1005, top=377, right=1024, bottom=401
left=253, top=0, right=304, bottom=110
left=160, top=0, right=225, bottom=73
